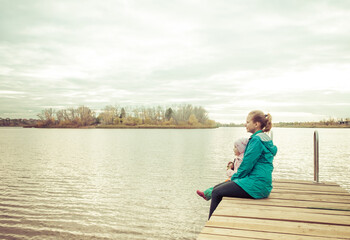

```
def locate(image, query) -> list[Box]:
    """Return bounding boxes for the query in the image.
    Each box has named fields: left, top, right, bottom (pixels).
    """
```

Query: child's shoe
left=196, top=190, right=207, bottom=200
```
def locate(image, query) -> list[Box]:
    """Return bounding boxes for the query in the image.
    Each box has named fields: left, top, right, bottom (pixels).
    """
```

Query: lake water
left=0, top=127, right=349, bottom=239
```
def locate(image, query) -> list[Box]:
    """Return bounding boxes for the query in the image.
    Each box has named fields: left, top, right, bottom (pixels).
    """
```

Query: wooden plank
left=223, top=197, right=350, bottom=211
left=273, top=179, right=339, bottom=186
left=273, top=181, right=342, bottom=188
left=198, top=233, right=257, bottom=240
left=213, top=203, right=350, bottom=226
left=205, top=215, right=350, bottom=239
left=200, top=226, right=346, bottom=240
left=219, top=200, right=350, bottom=216
left=273, top=183, right=349, bottom=193
left=273, top=185, right=349, bottom=194
left=272, top=188, right=350, bottom=196
left=269, top=192, right=350, bottom=203
left=272, top=180, right=340, bottom=187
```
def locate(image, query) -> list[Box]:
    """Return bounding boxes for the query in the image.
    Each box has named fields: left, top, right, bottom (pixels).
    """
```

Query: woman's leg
left=209, top=181, right=252, bottom=219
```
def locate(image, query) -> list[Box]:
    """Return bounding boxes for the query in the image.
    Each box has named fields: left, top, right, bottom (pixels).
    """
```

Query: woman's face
left=245, top=114, right=261, bottom=134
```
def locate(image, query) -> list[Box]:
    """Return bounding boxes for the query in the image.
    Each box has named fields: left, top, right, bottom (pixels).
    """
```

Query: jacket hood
left=256, top=132, right=277, bottom=156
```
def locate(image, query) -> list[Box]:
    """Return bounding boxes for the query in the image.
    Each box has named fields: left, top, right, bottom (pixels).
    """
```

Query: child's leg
left=203, top=187, right=213, bottom=200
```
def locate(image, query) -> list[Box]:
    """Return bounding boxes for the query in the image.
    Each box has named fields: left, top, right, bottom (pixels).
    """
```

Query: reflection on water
left=0, top=127, right=349, bottom=239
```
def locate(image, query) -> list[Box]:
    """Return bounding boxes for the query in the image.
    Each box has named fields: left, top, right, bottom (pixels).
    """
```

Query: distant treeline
left=0, top=105, right=217, bottom=128
left=215, top=118, right=350, bottom=128
left=217, top=123, right=244, bottom=127
left=0, top=118, right=38, bottom=127
left=273, top=118, right=350, bottom=128
left=2, top=110, right=349, bottom=129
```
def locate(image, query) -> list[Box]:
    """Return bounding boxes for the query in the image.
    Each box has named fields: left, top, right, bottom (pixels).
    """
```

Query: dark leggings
left=209, top=181, right=253, bottom=219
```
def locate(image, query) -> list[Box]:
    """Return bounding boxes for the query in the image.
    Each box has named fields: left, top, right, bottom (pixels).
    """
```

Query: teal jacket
left=231, top=130, right=277, bottom=199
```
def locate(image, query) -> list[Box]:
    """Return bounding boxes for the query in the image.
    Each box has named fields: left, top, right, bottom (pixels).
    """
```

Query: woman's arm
left=231, top=137, right=263, bottom=180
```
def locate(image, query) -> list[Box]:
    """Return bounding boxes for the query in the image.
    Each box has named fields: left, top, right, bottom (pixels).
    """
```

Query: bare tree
left=76, top=106, right=95, bottom=126
left=37, top=108, right=55, bottom=126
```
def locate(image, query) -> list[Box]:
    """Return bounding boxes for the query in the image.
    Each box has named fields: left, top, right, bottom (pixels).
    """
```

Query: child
left=197, top=137, right=249, bottom=201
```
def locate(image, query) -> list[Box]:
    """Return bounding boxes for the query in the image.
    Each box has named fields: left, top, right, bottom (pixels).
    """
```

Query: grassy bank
left=273, top=123, right=350, bottom=128
left=21, top=124, right=217, bottom=129
left=96, top=124, right=217, bottom=129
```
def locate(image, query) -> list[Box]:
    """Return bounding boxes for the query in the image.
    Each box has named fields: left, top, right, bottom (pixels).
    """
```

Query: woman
left=208, top=110, right=277, bottom=219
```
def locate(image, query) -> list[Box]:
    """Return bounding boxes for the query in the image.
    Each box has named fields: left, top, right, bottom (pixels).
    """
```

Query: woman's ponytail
left=263, top=113, right=272, bottom=132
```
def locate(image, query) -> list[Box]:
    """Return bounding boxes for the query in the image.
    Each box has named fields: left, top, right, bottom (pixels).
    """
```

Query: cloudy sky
left=1, top=0, right=349, bottom=123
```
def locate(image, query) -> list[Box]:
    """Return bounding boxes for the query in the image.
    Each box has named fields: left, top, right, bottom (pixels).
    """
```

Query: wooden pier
left=198, top=179, right=350, bottom=239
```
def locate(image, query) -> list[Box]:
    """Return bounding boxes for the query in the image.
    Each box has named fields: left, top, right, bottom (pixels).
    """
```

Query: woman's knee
left=211, top=188, right=221, bottom=199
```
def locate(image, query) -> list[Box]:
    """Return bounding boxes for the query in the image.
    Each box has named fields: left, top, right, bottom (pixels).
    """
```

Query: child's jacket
left=232, top=153, right=244, bottom=175
left=231, top=130, right=277, bottom=199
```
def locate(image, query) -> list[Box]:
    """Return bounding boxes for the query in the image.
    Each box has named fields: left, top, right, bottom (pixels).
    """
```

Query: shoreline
left=0, top=125, right=344, bottom=129
left=272, top=125, right=350, bottom=129
left=18, top=125, right=218, bottom=129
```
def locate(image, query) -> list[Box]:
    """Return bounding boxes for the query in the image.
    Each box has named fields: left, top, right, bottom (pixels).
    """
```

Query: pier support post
left=314, top=130, right=319, bottom=183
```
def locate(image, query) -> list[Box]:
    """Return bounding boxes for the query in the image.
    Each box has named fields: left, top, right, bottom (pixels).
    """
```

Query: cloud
left=0, top=0, right=350, bottom=122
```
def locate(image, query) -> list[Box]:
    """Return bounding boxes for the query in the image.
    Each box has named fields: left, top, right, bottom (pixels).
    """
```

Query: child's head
left=246, top=110, right=272, bottom=133
left=233, top=138, right=249, bottom=156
